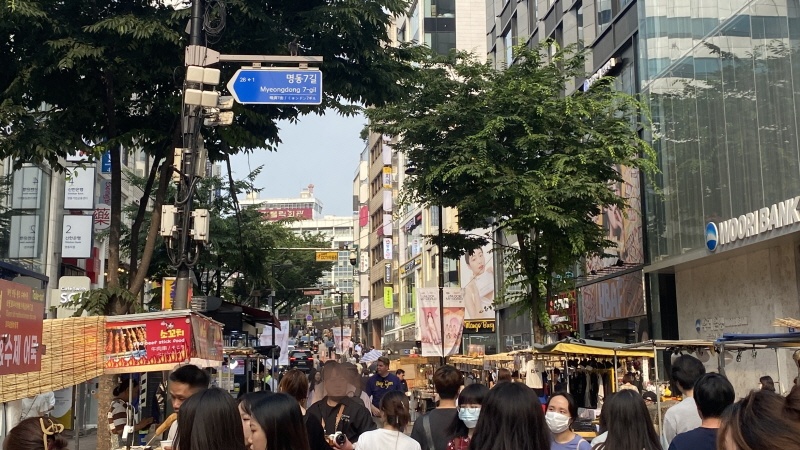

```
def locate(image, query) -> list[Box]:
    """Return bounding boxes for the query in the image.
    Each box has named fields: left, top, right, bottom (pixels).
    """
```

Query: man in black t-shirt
left=307, top=361, right=375, bottom=444
left=669, top=373, right=735, bottom=450
left=410, top=365, right=463, bottom=450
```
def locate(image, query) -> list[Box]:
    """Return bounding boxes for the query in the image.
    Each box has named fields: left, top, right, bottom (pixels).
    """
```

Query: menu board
left=105, top=316, right=191, bottom=372
left=0, top=279, right=44, bottom=375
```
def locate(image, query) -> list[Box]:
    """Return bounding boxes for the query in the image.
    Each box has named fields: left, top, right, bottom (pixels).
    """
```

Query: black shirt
left=307, top=396, right=376, bottom=443
left=304, top=413, right=332, bottom=450
left=410, top=408, right=458, bottom=450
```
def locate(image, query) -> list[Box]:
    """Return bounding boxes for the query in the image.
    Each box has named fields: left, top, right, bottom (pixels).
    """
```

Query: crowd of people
left=5, top=353, right=800, bottom=450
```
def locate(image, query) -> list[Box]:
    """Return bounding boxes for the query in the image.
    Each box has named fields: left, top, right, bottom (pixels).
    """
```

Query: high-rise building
left=357, top=0, right=488, bottom=352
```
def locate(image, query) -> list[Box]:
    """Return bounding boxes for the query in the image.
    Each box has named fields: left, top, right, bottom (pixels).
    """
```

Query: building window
left=425, top=31, right=456, bottom=55
left=406, top=277, right=415, bottom=311
left=597, top=0, right=612, bottom=33
left=504, top=29, right=513, bottom=66
left=528, top=0, right=538, bottom=39
left=425, top=0, right=455, bottom=18
left=383, top=314, right=395, bottom=330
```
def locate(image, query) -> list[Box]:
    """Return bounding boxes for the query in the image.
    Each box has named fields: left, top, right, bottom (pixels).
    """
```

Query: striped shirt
left=108, top=399, right=129, bottom=434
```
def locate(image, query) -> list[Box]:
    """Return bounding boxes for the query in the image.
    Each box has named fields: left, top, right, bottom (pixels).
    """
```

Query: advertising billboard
left=0, top=279, right=45, bottom=375
left=417, top=287, right=464, bottom=357
left=259, top=207, right=313, bottom=221
left=459, top=232, right=496, bottom=320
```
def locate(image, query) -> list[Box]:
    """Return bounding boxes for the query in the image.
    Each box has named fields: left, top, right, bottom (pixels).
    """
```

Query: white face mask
left=458, top=407, right=481, bottom=429
left=545, top=411, right=571, bottom=434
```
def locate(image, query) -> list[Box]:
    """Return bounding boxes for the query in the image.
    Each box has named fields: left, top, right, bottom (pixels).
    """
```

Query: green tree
left=366, top=44, right=656, bottom=335
left=0, top=0, right=420, bottom=313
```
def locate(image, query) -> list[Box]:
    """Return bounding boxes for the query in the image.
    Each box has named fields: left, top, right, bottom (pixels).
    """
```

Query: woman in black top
left=280, top=368, right=332, bottom=450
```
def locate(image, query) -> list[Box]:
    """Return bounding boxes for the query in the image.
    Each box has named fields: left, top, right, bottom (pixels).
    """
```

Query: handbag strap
left=321, top=404, right=346, bottom=433
left=422, top=414, right=436, bottom=450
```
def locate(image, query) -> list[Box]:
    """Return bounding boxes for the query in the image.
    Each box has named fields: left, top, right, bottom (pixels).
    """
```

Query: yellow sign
left=384, top=286, right=394, bottom=309
left=162, top=277, right=175, bottom=310
left=382, top=166, right=392, bottom=189
left=161, top=277, right=191, bottom=310
left=315, top=251, right=339, bottom=262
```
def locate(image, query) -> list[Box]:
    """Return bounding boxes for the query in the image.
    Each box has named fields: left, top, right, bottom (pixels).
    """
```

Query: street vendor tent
left=530, top=338, right=654, bottom=358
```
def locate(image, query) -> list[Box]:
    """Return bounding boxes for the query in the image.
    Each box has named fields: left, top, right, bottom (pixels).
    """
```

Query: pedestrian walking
left=662, top=355, right=705, bottom=446
left=446, top=383, right=489, bottom=450
left=279, top=369, right=330, bottom=450
left=410, top=365, right=461, bottom=450
left=174, top=387, right=246, bottom=450
left=247, top=392, right=311, bottom=450
left=396, top=369, right=409, bottom=393
left=546, top=392, right=591, bottom=450
left=307, top=361, right=377, bottom=444
left=365, top=357, right=404, bottom=417
left=3, top=417, right=67, bottom=450
left=591, top=389, right=661, bottom=450
left=327, top=338, right=335, bottom=359
left=668, top=373, right=734, bottom=450
left=468, top=382, right=550, bottom=450
left=343, top=391, right=420, bottom=450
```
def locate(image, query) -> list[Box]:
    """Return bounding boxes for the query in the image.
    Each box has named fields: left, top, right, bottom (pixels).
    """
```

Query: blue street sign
left=100, top=151, right=111, bottom=174
left=226, top=69, right=323, bottom=105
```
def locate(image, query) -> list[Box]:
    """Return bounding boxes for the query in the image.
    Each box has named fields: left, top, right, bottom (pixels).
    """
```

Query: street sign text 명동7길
left=227, top=69, right=323, bottom=105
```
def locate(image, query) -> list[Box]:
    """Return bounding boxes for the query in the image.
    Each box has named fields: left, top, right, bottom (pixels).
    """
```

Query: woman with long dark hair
left=592, top=389, right=660, bottom=450
left=248, top=392, right=311, bottom=450
left=447, top=384, right=490, bottom=450
left=758, top=375, right=776, bottom=392
left=546, top=392, right=591, bottom=450
left=717, top=386, right=800, bottom=450
left=237, top=392, right=272, bottom=449
left=468, top=381, right=550, bottom=450
left=174, top=387, right=247, bottom=450
left=279, top=368, right=331, bottom=450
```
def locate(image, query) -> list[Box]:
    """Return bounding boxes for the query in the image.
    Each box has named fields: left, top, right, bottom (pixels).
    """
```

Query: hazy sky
left=229, top=111, right=365, bottom=216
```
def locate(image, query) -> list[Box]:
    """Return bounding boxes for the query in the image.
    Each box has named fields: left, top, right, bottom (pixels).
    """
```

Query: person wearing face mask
left=446, top=384, right=489, bottom=450
left=546, top=393, right=591, bottom=450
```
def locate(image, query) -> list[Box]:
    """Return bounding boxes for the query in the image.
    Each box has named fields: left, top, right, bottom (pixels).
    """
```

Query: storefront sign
left=11, top=167, right=42, bottom=210
left=400, top=257, right=421, bottom=277
left=93, top=203, right=111, bottom=231
left=706, top=196, right=800, bottom=251
left=404, top=212, right=423, bottom=232
left=463, top=319, right=496, bottom=334
left=105, top=316, right=191, bottom=372
left=383, top=238, right=393, bottom=260
left=384, top=263, right=392, bottom=284
left=64, top=168, right=95, bottom=210
left=583, top=57, right=618, bottom=91
left=259, top=207, right=313, bottom=221
left=400, top=311, right=416, bottom=325
left=190, top=314, right=223, bottom=360
left=383, top=286, right=394, bottom=309
left=99, top=179, right=112, bottom=205
left=52, top=276, right=91, bottom=319
left=694, top=317, right=748, bottom=339
left=161, top=277, right=192, bottom=310
left=9, top=215, right=40, bottom=258
left=0, top=279, right=44, bottom=375
left=62, top=215, right=94, bottom=258
left=382, top=166, right=392, bottom=189
left=101, top=151, right=111, bottom=173
left=360, top=296, right=370, bottom=320
left=66, top=150, right=91, bottom=162
left=548, top=291, right=578, bottom=334
left=358, top=205, right=369, bottom=227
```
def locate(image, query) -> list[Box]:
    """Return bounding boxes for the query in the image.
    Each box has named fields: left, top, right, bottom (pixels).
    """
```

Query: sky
left=229, top=111, right=365, bottom=216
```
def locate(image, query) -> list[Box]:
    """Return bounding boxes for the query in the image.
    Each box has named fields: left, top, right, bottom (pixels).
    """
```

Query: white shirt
left=20, top=392, right=56, bottom=419
left=355, top=429, right=421, bottom=450
left=591, top=431, right=608, bottom=447
left=662, top=396, right=701, bottom=447
left=525, top=360, right=543, bottom=389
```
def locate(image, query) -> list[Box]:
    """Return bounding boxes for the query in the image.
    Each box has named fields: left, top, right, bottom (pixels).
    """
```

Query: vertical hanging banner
left=0, top=279, right=44, bottom=375
left=258, top=320, right=290, bottom=366
left=331, top=326, right=352, bottom=355
left=62, top=215, right=94, bottom=258
left=360, top=296, right=370, bottom=320
left=383, top=238, right=393, bottom=260
left=417, top=287, right=465, bottom=357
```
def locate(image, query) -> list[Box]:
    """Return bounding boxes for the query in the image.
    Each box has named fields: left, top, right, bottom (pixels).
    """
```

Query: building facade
left=238, top=185, right=324, bottom=221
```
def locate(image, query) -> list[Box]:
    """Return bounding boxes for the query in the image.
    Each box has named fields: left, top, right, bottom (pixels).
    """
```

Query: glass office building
left=639, top=0, right=800, bottom=394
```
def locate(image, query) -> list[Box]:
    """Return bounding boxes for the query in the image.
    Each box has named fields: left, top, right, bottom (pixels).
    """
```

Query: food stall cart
left=104, top=310, right=224, bottom=449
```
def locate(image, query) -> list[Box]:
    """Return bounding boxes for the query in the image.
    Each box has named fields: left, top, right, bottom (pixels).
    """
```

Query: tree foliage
left=0, top=0, right=422, bottom=308
left=366, top=44, right=656, bottom=325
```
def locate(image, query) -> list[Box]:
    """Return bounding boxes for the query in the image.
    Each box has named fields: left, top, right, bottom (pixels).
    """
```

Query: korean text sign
left=0, top=279, right=44, bottom=375
left=105, top=317, right=191, bottom=373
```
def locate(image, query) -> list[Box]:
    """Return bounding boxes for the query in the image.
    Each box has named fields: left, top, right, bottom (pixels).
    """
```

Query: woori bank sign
left=706, top=196, right=800, bottom=252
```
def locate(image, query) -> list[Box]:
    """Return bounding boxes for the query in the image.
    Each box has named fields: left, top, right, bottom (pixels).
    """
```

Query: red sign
left=259, top=207, right=313, bottom=221
left=359, top=206, right=369, bottom=227
left=105, top=316, right=191, bottom=372
left=0, top=279, right=44, bottom=375
left=190, top=315, right=223, bottom=361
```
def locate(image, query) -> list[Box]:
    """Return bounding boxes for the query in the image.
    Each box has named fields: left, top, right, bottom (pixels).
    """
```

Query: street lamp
left=348, top=248, right=358, bottom=347
left=333, top=288, right=343, bottom=361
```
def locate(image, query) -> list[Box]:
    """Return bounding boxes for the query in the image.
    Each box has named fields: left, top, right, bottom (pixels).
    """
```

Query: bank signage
left=706, top=196, right=800, bottom=251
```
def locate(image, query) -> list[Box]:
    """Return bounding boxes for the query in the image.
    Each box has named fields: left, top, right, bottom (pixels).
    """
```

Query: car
left=289, top=350, right=314, bottom=372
